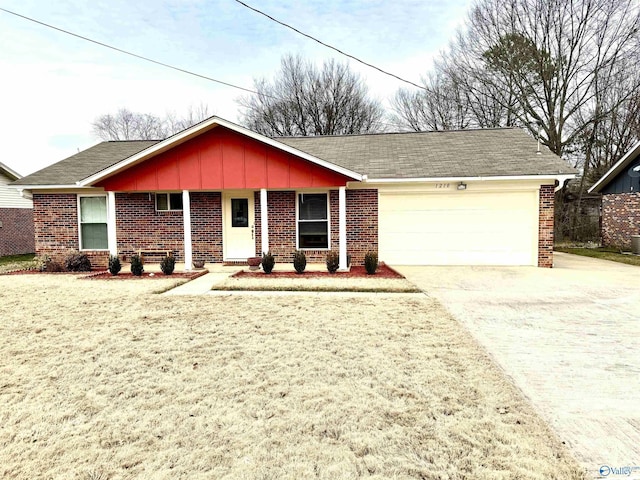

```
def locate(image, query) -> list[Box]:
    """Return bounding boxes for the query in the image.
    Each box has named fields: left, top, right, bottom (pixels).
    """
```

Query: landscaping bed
left=85, top=270, right=209, bottom=280
left=232, top=263, right=403, bottom=279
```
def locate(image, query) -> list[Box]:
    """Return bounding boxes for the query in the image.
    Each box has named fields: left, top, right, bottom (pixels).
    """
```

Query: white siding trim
left=107, top=192, right=117, bottom=256
left=339, top=186, right=347, bottom=270
left=183, top=190, right=192, bottom=271
left=260, top=188, right=269, bottom=254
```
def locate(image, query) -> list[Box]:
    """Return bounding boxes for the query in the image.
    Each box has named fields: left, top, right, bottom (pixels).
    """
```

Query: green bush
left=326, top=251, right=339, bottom=273
left=130, top=254, right=144, bottom=276
left=160, top=254, right=176, bottom=275
left=293, top=250, right=307, bottom=274
left=108, top=255, right=122, bottom=275
left=262, top=251, right=275, bottom=274
left=364, top=251, right=378, bottom=275
left=64, top=251, right=92, bottom=272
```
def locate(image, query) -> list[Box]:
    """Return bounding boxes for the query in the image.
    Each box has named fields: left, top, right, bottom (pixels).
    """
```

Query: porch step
left=223, top=261, right=248, bottom=266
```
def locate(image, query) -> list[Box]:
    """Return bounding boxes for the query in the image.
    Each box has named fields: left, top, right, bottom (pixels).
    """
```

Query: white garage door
left=379, top=190, right=539, bottom=266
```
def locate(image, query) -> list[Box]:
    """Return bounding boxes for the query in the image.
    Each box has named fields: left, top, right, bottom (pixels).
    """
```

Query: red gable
left=97, top=126, right=353, bottom=191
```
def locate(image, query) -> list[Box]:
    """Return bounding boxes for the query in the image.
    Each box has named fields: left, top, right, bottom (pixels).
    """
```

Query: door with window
left=223, top=192, right=255, bottom=260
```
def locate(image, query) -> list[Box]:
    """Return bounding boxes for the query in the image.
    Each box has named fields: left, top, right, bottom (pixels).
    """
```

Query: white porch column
left=183, top=190, right=192, bottom=271
left=107, top=191, right=118, bottom=256
left=339, top=186, right=347, bottom=270
left=260, top=188, right=269, bottom=254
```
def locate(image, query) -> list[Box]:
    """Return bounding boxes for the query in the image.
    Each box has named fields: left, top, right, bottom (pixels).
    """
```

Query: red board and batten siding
left=97, top=127, right=352, bottom=191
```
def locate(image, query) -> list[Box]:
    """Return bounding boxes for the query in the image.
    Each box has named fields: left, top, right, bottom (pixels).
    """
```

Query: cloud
left=0, top=0, right=473, bottom=174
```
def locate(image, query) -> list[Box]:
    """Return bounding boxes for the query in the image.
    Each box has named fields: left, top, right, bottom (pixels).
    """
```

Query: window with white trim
left=156, top=193, right=183, bottom=211
left=298, top=193, right=329, bottom=249
left=79, top=195, right=108, bottom=250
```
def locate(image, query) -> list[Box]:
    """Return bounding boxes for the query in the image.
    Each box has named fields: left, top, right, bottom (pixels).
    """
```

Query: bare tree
left=237, top=54, right=385, bottom=136
left=393, top=0, right=640, bottom=159
left=92, top=105, right=212, bottom=141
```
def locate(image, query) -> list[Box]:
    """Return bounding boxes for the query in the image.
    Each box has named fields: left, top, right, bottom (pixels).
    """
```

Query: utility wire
left=233, top=0, right=426, bottom=91
left=0, top=6, right=275, bottom=98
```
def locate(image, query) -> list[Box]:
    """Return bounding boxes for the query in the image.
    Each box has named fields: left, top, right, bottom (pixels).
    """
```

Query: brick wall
left=0, top=208, right=35, bottom=256
left=601, top=192, right=640, bottom=249
left=265, top=191, right=297, bottom=262
left=116, top=193, right=184, bottom=261
left=33, top=193, right=78, bottom=260
left=191, top=192, right=223, bottom=262
left=31, top=189, right=380, bottom=267
left=538, top=185, right=555, bottom=268
left=347, top=189, right=378, bottom=265
left=261, top=189, right=377, bottom=265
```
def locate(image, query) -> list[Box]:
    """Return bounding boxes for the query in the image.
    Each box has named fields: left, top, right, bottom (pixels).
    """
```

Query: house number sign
left=435, top=183, right=450, bottom=188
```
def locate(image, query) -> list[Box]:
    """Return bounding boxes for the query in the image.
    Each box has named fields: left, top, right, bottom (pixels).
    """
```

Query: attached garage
left=378, top=186, right=540, bottom=266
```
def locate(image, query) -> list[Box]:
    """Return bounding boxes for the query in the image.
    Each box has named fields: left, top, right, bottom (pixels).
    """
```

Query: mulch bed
left=232, top=264, right=404, bottom=279
left=84, top=270, right=209, bottom=280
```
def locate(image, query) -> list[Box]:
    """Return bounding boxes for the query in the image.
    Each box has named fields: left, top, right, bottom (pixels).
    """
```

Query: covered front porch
left=105, top=186, right=358, bottom=271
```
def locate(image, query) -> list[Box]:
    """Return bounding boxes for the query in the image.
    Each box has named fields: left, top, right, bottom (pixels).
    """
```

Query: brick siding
left=601, top=192, right=640, bottom=249
left=116, top=193, right=184, bottom=261
left=191, top=192, right=223, bottom=263
left=33, top=193, right=79, bottom=261
left=0, top=208, right=35, bottom=256
left=32, top=188, right=379, bottom=267
left=346, top=189, right=378, bottom=265
left=260, top=189, right=377, bottom=265
left=538, top=185, right=555, bottom=268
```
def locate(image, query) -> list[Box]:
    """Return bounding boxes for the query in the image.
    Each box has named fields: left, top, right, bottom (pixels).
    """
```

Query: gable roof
left=588, top=140, right=640, bottom=193
left=0, top=162, right=23, bottom=181
left=13, top=117, right=574, bottom=189
left=277, top=128, right=575, bottom=179
left=11, top=141, right=158, bottom=187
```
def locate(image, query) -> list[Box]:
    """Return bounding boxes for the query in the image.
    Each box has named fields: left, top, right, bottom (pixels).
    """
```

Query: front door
left=223, top=192, right=255, bottom=260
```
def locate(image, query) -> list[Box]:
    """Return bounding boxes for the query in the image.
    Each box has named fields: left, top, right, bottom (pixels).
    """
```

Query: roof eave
left=365, top=173, right=576, bottom=183
left=8, top=184, right=95, bottom=190
left=0, top=162, right=22, bottom=181
left=588, top=140, right=640, bottom=193
left=78, top=117, right=363, bottom=186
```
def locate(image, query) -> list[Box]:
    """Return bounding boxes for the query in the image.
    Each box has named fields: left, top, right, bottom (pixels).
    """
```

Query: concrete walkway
left=396, top=253, right=640, bottom=479
left=162, top=264, right=239, bottom=295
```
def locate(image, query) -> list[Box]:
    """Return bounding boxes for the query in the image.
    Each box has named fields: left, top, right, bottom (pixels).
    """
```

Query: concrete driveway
left=396, top=253, right=640, bottom=479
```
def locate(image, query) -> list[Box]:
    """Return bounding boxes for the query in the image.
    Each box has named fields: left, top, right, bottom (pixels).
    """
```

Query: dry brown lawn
left=0, top=274, right=585, bottom=479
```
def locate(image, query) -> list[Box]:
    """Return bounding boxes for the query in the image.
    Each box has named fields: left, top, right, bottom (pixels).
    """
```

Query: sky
left=0, top=0, right=474, bottom=176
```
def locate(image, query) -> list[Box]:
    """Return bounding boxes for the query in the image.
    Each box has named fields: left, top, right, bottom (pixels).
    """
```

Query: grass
left=555, top=246, right=640, bottom=267
left=0, top=253, right=35, bottom=273
left=213, top=276, right=421, bottom=293
left=0, top=274, right=585, bottom=479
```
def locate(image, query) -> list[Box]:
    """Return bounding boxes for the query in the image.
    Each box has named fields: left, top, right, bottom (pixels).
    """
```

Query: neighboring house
left=0, top=162, right=34, bottom=256
left=12, top=117, right=575, bottom=268
left=588, top=141, right=640, bottom=248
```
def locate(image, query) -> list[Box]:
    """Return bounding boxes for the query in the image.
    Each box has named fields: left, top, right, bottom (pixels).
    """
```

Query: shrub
left=364, top=251, right=378, bottom=275
left=293, top=250, right=307, bottom=274
left=326, top=251, right=339, bottom=273
left=262, top=251, right=275, bottom=274
left=130, top=254, right=144, bottom=276
left=108, top=255, right=122, bottom=275
left=64, top=251, right=92, bottom=272
left=46, top=260, right=65, bottom=272
left=160, top=254, right=176, bottom=275
left=32, top=254, right=51, bottom=272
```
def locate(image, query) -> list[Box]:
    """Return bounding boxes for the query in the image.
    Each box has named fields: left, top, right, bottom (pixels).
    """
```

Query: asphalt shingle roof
left=14, top=127, right=574, bottom=186
left=12, top=140, right=159, bottom=186
left=276, top=128, right=576, bottom=178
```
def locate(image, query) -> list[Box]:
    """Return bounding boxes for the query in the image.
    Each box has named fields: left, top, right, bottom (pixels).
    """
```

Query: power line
left=233, top=0, right=427, bottom=91
left=0, top=6, right=274, bottom=98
